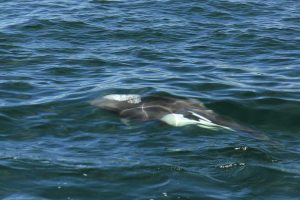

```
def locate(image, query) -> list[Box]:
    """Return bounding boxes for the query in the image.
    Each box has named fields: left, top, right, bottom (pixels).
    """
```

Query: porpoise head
left=89, top=94, right=142, bottom=112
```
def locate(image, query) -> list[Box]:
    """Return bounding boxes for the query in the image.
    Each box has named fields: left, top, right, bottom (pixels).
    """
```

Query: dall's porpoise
left=90, top=94, right=266, bottom=138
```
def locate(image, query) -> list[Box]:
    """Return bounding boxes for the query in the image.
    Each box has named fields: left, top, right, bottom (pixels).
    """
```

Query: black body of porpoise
left=90, top=94, right=268, bottom=139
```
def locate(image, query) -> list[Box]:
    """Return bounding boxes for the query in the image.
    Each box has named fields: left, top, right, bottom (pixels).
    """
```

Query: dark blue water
left=1, top=0, right=300, bottom=199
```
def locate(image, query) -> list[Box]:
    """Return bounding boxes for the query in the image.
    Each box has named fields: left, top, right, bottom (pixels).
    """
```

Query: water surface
left=1, top=0, right=300, bottom=199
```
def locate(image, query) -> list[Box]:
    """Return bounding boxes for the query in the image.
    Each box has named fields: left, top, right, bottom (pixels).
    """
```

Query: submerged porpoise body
left=90, top=94, right=258, bottom=133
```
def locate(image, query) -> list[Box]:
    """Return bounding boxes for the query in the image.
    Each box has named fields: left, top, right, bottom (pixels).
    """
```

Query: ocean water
left=1, top=0, right=300, bottom=199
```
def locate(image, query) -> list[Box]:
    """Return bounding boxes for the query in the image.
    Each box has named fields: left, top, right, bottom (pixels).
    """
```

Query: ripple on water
left=1, top=0, right=300, bottom=199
